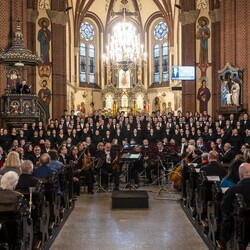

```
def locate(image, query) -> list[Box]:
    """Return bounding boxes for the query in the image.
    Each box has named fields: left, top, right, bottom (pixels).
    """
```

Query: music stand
left=94, top=157, right=110, bottom=196
left=153, top=155, right=180, bottom=200
left=121, top=153, right=141, bottom=190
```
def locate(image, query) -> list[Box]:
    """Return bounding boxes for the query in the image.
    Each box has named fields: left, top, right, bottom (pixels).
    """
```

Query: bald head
left=239, top=163, right=250, bottom=179
left=21, top=160, right=34, bottom=174
left=208, top=150, right=219, bottom=162
left=39, top=153, right=51, bottom=166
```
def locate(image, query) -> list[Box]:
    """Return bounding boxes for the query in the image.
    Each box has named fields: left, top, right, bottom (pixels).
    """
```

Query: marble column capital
left=47, top=10, right=69, bottom=26
left=179, top=10, right=200, bottom=25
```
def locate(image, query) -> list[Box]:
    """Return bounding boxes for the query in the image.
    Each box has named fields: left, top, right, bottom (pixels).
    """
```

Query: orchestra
left=1, top=109, right=250, bottom=249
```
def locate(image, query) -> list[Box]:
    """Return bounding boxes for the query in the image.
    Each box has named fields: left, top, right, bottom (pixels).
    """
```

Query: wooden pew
left=195, top=171, right=219, bottom=234
left=185, top=164, right=199, bottom=217
left=229, top=193, right=250, bottom=250
left=207, top=181, right=224, bottom=246
left=0, top=190, right=33, bottom=250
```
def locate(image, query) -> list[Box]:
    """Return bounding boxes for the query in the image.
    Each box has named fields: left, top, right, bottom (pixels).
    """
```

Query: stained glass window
left=154, top=44, right=160, bottom=83
left=88, top=44, right=95, bottom=83
left=152, top=21, right=169, bottom=84
left=154, top=22, right=168, bottom=41
left=80, top=22, right=94, bottom=41
left=79, top=21, right=96, bottom=85
left=162, top=42, right=169, bottom=82
left=80, top=42, right=87, bottom=82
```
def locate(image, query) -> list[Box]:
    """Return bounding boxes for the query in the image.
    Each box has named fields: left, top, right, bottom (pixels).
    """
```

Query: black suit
left=16, top=173, right=39, bottom=190
left=240, top=119, right=250, bottom=131
left=221, top=178, right=250, bottom=215
left=96, top=149, right=120, bottom=189
left=220, top=150, right=235, bottom=164
left=200, top=161, right=227, bottom=179
left=220, top=177, right=250, bottom=242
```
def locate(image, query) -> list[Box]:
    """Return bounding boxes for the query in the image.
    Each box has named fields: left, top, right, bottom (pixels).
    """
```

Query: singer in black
left=16, top=80, right=31, bottom=94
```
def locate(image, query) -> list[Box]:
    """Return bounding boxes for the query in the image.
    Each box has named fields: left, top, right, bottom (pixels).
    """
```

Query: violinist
left=142, top=139, right=155, bottom=184
left=67, top=146, right=81, bottom=196
left=96, top=143, right=120, bottom=191
left=77, top=143, right=95, bottom=194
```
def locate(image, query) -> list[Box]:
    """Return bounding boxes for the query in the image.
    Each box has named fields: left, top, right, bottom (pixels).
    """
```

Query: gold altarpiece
left=102, top=64, right=148, bottom=115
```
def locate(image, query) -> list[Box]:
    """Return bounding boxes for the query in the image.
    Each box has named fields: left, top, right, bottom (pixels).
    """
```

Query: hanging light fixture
left=104, top=0, right=146, bottom=71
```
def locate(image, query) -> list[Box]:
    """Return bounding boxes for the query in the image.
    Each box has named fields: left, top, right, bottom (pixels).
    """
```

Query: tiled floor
left=51, top=185, right=208, bottom=250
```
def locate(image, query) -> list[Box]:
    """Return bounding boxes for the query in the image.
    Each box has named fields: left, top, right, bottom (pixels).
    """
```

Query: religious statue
left=231, top=79, right=240, bottom=106
left=153, top=97, right=160, bottom=113
left=161, top=102, right=167, bottom=115
left=79, top=102, right=86, bottom=118
left=167, top=102, right=173, bottom=114
left=196, top=16, right=210, bottom=64
left=197, top=79, right=211, bottom=113
left=221, top=76, right=230, bottom=106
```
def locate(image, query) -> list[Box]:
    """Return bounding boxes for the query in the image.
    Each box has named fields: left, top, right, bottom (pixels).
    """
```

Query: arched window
left=79, top=21, right=96, bottom=85
left=152, top=21, right=169, bottom=84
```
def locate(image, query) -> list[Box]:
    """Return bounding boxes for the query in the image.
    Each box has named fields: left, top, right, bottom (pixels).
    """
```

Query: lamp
left=104, top=0, right=146, bottom=71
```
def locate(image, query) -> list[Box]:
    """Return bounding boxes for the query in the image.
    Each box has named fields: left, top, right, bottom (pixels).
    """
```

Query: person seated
left=0, top=171, right=28, bottom=211
left=96, top=143, right=120, bottom=190
left=190, top=149, right=202, bottom=164
left=32, top=153, right=62, bottom=196
left=48, top=150, right=64, bottom=172
left=220, top=151, right=250, bottom=244
left=195, top=153, right=209, bottom=169
left=129, top=145, right=143, bottom=188
left=0, top=151, right=21, bottom=176
left=0, top=146, right=7, bottom=168
left=200, top=150, right=227, bottom=179
left=0, top=171, right=19, bottom=191
left=16, top=160, right=40, bottom=191
left=16, top=80, right=31, bottom=94
left=220, top=143, right=235, bottom=164
left=220, top=154, right=244, bottom=188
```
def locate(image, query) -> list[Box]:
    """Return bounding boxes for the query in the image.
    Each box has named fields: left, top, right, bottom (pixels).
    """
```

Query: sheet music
left=188, top=163, right=198, bottom=167
left=221, top=187, right=229, bottom=194
left=206, top=176, right=220, bottom=181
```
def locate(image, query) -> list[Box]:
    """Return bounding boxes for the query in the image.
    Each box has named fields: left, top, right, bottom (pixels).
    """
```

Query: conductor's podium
left=112, top=190, right=149, bottom=209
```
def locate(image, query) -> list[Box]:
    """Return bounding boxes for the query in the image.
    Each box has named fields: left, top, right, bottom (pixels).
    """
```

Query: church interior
left=1, top=0, right=250, bottom=249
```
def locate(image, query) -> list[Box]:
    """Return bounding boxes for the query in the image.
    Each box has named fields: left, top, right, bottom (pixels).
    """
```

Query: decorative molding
left=27, top=9, right=39, bottom=23
left=209, top=9, right=220, bottom=23
left=179, top=10, right=200, bottom=25
left=196, top=0, right=208, bottom=10
left=47, top=10, right=69, bottom=26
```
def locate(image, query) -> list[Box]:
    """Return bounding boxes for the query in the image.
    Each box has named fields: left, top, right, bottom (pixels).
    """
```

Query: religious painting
left=197, top=77, right=211, bottom=113
left=118, top=69, right=130, bottom=88
left=196, top=16, right=210, bottom=64
left=37, top=17, right=51, bottom=66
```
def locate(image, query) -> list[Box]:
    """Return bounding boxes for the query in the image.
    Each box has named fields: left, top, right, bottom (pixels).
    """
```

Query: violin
left=82, top=152, right=93, bottom=171
left=112, top=150, right=120, bottom=171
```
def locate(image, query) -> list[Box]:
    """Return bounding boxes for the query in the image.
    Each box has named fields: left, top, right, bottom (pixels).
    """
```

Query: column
left=47, top=10, right=69, bottom=119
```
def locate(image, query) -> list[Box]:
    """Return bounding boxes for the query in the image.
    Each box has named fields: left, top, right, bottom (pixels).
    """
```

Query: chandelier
left=104, top=1, right=146, bottom=71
